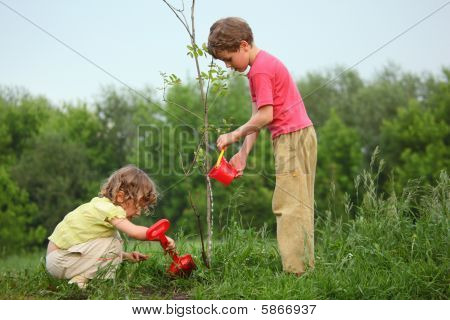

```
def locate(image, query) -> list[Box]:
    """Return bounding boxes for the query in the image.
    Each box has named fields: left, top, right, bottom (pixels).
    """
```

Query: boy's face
left=216, top=41, right=251, bottom=72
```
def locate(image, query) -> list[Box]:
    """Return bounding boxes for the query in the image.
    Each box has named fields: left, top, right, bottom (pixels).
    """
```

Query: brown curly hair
left=207, top=17, right=254, bottom=59
left=99, top=165, right=157, bottom=209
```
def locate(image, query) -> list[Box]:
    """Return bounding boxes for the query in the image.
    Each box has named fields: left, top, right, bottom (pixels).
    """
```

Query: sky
left=0, top=0, right=449, bottom=105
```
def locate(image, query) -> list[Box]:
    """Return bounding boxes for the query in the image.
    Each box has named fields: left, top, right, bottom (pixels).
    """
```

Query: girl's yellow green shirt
left=48, top=197, right=126, bottom=249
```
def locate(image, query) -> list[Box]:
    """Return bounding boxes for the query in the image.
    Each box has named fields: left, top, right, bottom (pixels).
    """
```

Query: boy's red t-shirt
left=247, top=50, right=312, bottom=139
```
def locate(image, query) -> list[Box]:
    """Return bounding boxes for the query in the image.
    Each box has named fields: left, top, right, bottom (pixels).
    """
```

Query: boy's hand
left=217, top=131, right=239, bottom=150
left=229, top=152, right=247, bottom=177
left=123, top=251, right=149, bottom=262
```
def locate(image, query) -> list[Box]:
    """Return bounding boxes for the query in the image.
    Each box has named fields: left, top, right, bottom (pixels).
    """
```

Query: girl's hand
left=123, top=251, right=149, bottom=262
left=165, top=236, right=176, bottom=252
left=229, top=152, right=247, bottom=177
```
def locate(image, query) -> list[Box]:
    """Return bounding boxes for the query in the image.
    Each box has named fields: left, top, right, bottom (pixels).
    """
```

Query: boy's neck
left=248, top=45, right=260, bottom=66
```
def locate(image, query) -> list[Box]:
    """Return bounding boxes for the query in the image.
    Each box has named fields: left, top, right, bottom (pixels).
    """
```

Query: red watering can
left=146, top=219, right=196, bottom=277
left=208, top=149, right=238, bottom=186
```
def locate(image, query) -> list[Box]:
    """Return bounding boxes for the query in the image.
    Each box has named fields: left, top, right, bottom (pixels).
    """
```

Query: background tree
left=316, top=108, right=363, bottom=218
left=0, top=167, right=46, bottom=256
left=380, top=69, right=449, bottom=191
left=1, top=64, right=448, bottom=254
left=11, top=131, right=94, bottom=231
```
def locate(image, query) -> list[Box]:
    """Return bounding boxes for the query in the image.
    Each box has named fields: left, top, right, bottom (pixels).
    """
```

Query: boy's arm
left=239, top=102, right=261, bottom=157
left=217, top=104, right=273, bottom=150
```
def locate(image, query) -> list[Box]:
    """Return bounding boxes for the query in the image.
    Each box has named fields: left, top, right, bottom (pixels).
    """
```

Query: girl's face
left=122, top=199, right=141, bottom=220
left=122, top=199, right=152, bottom=220
left=116, top=192, right=150, bottom=220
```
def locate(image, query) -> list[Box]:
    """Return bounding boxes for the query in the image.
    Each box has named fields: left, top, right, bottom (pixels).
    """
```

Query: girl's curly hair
left=99, top=165, right=158, bottom=209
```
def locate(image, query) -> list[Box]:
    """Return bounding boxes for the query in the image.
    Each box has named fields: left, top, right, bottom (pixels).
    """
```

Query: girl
left=46, top=165, right=175, bottom=288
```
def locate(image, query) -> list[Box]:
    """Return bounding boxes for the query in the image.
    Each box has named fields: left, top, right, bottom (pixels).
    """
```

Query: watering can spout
left=146, top=219, right=196, bottom=277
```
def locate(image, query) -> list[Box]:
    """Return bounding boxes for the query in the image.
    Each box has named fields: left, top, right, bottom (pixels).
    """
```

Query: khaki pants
left=272, top=126, right=317, bottom=274
left=46, top=236, right=123, bottom=280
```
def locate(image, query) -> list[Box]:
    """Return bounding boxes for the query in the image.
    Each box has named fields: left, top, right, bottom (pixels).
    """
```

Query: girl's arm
left=110, top=217, right=176, bottom=250
left=110, top=217, right=148, bottom=240
left=122, top=251, right=149, bottom=262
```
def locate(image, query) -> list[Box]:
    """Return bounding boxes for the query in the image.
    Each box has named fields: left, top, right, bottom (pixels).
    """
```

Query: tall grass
left=0, top=168, right=448, bottom=299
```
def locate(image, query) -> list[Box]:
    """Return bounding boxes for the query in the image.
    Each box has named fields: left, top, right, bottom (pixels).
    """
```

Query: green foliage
left=316, top=109, right=363, bottom=217
left=299, top=64, right=427, bottom=162
left=0, top=65, right=448, bottom=258
left=160, top=72, right=182, bottom=86
left=94, top=87, right=142, bottom=174
left=11, top=132, right=95, bottom=232
left=0, top=167, right=46, bottom=255
left=0, top=88, right=51, bottom=166
left=380, top=71, right=450, bottom=190
left=186, top=43, right=205, bottom=58
left=298, top=68, right=364, bottom=128
left=0, top=169, right=447, bottom=299
left=351, top=65, right=424, bottom=158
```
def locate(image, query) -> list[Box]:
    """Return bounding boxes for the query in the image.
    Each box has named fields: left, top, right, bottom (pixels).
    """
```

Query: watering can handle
left=159, top=234, right=169, bottom=248
left=159, top=234, right=179, bottom=261
left=215, top=148, right=225, bottom=168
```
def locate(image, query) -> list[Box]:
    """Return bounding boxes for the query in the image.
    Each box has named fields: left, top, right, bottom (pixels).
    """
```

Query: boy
left=208, top=17, right=317, bottom=275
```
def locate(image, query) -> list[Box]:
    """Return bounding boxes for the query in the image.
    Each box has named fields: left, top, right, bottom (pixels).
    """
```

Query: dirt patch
left=136, top=286, right=190, bottom=300
left=172, top=292, right=190, bottom=300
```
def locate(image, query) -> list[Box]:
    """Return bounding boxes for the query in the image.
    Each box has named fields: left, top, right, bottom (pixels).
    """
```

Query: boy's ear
left=240, top=40, right=251, bottom=50
left=115, top=191, right=125, bottom=204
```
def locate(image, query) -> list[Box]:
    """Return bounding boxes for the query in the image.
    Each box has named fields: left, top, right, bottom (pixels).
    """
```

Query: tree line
left=0, top=65, right=448, bottom=255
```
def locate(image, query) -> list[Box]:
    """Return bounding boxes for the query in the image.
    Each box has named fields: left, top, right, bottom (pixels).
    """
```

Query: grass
left=0, top=171, right=448, bottom=300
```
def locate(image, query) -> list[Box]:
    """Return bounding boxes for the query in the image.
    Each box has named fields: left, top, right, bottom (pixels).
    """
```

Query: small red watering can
left=146, top=219, right=196, bottom=277
left=208, top=149, right=238, bottom=186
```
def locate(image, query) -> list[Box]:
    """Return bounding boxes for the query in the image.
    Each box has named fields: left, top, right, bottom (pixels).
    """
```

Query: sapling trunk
left=162, top=0, right=213, bottom=267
